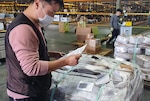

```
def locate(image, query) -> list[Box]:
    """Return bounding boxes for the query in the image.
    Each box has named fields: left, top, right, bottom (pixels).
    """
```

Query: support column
left=116, top=0, right=121, bottom=9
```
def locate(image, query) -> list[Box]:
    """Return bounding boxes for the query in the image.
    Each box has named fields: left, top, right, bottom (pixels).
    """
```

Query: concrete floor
left=0, top=25, right=150, bottom=101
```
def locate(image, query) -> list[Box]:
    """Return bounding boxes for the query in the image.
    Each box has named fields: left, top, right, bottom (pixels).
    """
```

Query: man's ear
left=34, top=0, right=40, bottom=9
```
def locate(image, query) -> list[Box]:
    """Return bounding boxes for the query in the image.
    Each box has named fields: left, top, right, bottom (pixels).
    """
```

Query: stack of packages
left=76, top=27, right=101, bottom=54
left=85, top=38, right=101, bottom=54
left=114, top=33, right=150, bottom=81
left=50, top=54, right=143, bottom=101
left=76, top=27, right=93, bottom=43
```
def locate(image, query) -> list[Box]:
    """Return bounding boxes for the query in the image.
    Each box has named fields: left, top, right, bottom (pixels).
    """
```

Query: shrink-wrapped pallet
left=50, top=54, right=143, bottom=101
left=136, top=55, right=150, bottom=81
left=114, top=33, right=150, bottom=82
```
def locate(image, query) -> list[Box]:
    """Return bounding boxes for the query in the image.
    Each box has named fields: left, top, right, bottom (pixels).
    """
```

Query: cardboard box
left=85, top=39, right=101, bottom=48
left=76, top=27, right=95, bottom=42
left=59, top=22, right=65, bottom=33
left=120, top=26, right=132, bottom=36
left=76, top=27, right=92, bottom=35
left=77, top=33, right=94, bottom=43
left=77, top=35, right=87, bottom=43
left=85, top=38, right=101, bottom=54
left=85, top=46, right=101, bottom=54
left=59, top=22, right=69, bottom=33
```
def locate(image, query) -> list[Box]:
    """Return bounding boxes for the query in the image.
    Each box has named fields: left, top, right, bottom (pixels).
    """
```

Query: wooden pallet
left=97, top=48, right=113, bottom=56
left=72, top=42, right=85, bottom=47
left=84, top=48, right=112, bottom=56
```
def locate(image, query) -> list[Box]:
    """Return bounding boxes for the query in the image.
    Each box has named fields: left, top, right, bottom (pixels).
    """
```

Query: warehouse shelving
left=0, top=1, right=149, bottom=26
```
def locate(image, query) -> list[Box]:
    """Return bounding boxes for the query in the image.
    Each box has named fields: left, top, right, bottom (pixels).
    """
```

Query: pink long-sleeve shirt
left=7, top=24, right=49, bottom=99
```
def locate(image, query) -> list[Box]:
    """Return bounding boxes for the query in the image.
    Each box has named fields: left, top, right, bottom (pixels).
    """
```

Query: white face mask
left=38, top=15, right=54, bottom=27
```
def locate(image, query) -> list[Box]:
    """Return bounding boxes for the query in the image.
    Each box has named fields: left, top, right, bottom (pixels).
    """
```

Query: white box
left=0, top=13, right=5, bottom=19
left=120, top=26, right=132, bottom=36
left=53, top=15, right=60, bottom=22
left=0, top=23, right=4, bottom=30
left=60, top=17, right=70, bottom=22
left=5, top=14, right=14, bottom=18
left=85, top=39, right=101, bottom=48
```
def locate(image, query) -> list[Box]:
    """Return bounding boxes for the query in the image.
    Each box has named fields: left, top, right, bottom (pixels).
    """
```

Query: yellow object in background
left=125, top=21, right=132, bottom=26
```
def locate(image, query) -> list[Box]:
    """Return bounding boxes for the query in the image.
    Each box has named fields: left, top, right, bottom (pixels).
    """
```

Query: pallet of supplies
left=114, top=32, right=150, bottom=84
left=50, top=54, right=143, bottom=101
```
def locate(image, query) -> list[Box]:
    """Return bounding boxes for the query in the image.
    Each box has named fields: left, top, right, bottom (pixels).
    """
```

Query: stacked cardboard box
left=85, top=39, right=101, bottom=54
left=75, top=27, right=101, bottom=54
left=76, top=27, right=92, bottom=42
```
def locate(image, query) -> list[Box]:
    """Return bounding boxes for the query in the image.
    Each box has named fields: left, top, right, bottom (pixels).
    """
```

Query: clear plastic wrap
left=115, top=46, right=128, bottom=53
left=127, top=48, right=141, bottom=55
left=143, top=36, right=150, bottom=45
left=114, top=52, right=132, bottom=60
left=145, top=48, right=150, bottom=56
left=115, top=35, right=129, bottom=44
left=50, top=54, right=143, bottom=101
left=129, top=35, right=144, bottom=45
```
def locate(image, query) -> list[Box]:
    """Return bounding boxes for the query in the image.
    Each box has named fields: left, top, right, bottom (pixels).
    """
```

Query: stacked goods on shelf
left=114, top=33, right=150, bottom=81
left=50, top=54, right=143, bottom=101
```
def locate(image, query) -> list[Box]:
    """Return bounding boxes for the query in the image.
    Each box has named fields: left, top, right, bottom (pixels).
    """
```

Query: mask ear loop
left=36, top=1, right=47, bottom=24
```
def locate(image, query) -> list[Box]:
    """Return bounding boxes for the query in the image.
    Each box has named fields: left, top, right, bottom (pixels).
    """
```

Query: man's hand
left=48, top=54, right=81, bottom=72
left=65, top=54, right=81, bottom=66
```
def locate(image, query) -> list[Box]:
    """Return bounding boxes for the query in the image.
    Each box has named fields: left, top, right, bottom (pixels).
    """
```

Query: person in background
left=77, top=16, right=86, bottom=28
left=107, top=9, right=123, bottom=44
left=5, top=0, right=81, bottom=101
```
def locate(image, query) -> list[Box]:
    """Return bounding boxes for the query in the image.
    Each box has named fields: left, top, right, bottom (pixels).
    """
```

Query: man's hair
left=116, top=9, right=123, bottom=14
left=30, top=0, right=64, bottom=8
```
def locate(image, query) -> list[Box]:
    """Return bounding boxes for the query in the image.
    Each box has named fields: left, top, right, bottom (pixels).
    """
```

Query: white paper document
left=62, top=44, right=87, bottom=70
left=66, top=44, right=87, bottom=57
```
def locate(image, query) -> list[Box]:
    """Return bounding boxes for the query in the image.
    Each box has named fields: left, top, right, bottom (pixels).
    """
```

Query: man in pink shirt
left=5, top=0, right=81, bottom=101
